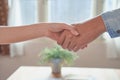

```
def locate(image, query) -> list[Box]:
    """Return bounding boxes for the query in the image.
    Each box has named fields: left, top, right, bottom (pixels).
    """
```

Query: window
left=8, top=0, right=38, bottom=26
left=48, top=0, right=93, bottom=24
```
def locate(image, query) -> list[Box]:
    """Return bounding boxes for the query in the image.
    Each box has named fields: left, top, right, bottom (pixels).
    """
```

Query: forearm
left=74, top=16, right=106, bottom=36
left=0, top=23, right=48, bottom=44
left=85, top=15, right=106, bottom=35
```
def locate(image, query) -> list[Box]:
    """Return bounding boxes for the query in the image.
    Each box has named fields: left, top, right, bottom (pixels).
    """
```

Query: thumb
left=49, top=23, right=79, bottom=36
left=61, top=25, right=79, bottom=36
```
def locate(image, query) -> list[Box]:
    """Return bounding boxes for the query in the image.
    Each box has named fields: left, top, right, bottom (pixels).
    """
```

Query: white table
left=7, top=66, right=120, bottom=80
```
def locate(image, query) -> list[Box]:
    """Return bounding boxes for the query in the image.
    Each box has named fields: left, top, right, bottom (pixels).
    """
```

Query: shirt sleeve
left=101, top=8, right=120, bottom=38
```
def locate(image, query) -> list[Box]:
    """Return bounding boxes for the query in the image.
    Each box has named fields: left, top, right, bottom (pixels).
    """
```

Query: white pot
left=51, top=58, right=63, bottom=74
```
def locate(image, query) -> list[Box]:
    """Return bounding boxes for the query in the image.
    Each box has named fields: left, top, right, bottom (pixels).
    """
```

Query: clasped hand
left=47, top=23, right=88, bottom=52
left=47, top=16, right=105, bottom=52
left=48, top=22, right=101, bottom=52
left=57, top=23, right=88, bottom=52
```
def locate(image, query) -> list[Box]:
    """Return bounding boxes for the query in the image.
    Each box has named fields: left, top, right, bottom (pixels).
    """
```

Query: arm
left=0, top=23, right=78, bottom=44
left=59, top=8, right=120, bottom=52
left=0, top=24, right=48, bottom=44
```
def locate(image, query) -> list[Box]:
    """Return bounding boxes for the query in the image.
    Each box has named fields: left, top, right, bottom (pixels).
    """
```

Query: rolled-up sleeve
left=102, top=8, right=120, bottom=38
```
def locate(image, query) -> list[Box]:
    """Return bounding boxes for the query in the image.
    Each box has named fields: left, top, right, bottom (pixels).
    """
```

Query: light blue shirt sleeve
left=101, top=8, right=120, bottom=38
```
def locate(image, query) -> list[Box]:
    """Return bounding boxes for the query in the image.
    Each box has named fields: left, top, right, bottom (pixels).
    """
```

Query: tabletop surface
left=7, top=66, right=120, bottom=80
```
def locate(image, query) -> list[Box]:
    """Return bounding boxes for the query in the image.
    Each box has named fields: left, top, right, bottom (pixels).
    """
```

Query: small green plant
left=39, top=46, right=78, bottom=65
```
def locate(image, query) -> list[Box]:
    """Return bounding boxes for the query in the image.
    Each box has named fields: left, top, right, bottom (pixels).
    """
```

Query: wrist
left=30, top=23, right=49, bottom=37
left=42, top=23, right=52, bottom=37
left=96, top=16, right=106, bottom=33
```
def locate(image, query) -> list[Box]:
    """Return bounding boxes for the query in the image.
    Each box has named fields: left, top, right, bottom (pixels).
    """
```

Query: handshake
left=47, top=16, right=106, bottom=52
left=47, top=23, right=87, bottom=52
left=0, top=16, right=105, bottom=51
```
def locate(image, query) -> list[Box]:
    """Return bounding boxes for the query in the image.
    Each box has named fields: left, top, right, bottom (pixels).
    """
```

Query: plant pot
left=51, top=58, right=63, bottom=77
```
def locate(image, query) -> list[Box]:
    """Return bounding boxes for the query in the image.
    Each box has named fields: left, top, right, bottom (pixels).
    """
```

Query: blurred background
left=0, top=0, right=120, bottom=80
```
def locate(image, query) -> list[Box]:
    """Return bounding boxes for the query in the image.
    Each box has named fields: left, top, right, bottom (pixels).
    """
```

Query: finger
left=73, top=43, right=87, bottom=52
left=68, top=37, right=77, bottom=50
left=62, top=34, right=73, bottom=49
left=81, top=45, right=87, bottom=49
left=70, top=44, right=77, bottom=51
left=57, top=31, right=66, bottom=45
left=73, top=46, right=79, bottom=52
left=67, top=42, right=77, bottom=51
left=73, top=45, right=85, bottom=52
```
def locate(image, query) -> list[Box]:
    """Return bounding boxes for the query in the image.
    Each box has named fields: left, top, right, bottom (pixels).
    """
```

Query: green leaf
left=39, top=46, right=79, bottom=65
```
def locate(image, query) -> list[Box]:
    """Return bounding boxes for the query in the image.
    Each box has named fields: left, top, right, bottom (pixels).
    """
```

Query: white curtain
left=48, top=0, right=93, bottom=23
left=8, top=0, right=38, bottom=57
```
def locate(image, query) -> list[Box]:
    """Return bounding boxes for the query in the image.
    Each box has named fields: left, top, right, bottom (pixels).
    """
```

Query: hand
left=59, top=16, right=106, bottom=52
left=46, top=23, right=79, bottom=41
left=58, top=27, right=87, bottom=51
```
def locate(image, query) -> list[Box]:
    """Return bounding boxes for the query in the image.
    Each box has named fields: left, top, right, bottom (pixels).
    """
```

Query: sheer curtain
left=8, top=0, right=38, bottom=57
left=48, top=0, right=93, bottom=23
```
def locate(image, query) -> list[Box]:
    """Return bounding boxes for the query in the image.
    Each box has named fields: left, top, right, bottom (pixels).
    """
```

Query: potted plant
left=39, top=46, right=78, bottom=78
